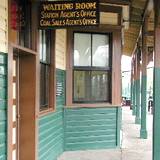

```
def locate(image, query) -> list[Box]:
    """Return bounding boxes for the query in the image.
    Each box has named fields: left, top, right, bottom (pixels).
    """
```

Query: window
left=73, top=32, right=112, bottom=103
left=39, top=30, right=55, bottom=112
left=18, top=0, right=32, bottom=48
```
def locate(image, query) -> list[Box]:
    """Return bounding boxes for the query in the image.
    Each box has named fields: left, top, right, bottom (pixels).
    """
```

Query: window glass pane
left=46, top=32, right=51, bottom=63
left=19, top=0, right=32, bottom=48
left=73, top=71, right=91, bottom=102
left=40, top=64, right=49, bottom=110
left=74, top=33, right=91, bottom=66
left=92, top=34, right=109, bottom=67
left=42, top=31, right=47, bottom=62
left=39, top=30, right=43, bottom=61
left=39, top=30, right=50, bottom=63
left=91, top=71, right=110, bottom=102
left=73, top=70, right=110, bottom=102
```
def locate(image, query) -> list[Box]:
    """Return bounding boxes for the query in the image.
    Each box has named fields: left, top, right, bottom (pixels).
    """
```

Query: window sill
left=39, top=108, right=55, bottom=117
left=65, top=103, right=121, bottom=109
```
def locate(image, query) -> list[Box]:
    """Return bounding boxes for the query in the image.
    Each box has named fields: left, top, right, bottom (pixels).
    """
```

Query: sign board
left=56, top=82, right=63, bottom=96
left=38, top=0, right=99, bottom=29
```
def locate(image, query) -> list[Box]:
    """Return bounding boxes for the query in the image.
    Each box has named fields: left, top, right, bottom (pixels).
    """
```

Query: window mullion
left=89, top=71, right=92, bottom=101
left=42, top=31, right=45, bottom=62
left=73, top=66, right=111, bottom=71
left=40, top=61, right=50, bottom=66
left=91, top=34, right=93, bottom=67
left=45, top=66, right=48, bottom=107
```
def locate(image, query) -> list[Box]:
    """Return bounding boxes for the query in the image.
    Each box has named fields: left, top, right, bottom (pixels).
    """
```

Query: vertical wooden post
left=130, top=59, right=133, bottom=110
left=153, top=0, right=160, bottom=158
left=135, top=48, right=141, bottom=124
left=140, top=17, right=148, bottom=139
left=132, top=55, right=136, bottom=115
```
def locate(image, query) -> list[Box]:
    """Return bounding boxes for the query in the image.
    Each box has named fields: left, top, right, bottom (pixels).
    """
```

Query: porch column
left=153, top=1, right=160, bottom=158
left=130, top=59, right=133, bottom=110
left=132, top=56, right=136, bottom=115
left=140, top=17, right=148, bottom=139
left=135, top=49, right=141, bottom=124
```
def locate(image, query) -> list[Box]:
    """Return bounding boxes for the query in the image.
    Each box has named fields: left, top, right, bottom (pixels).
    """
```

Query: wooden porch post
left=135, top=48, right=141, bottom=124
left=132, top=55, right=136, bottom=115
left=130, top=59, right=133, bottom=110
left=140, top=16, right=148, bottom=139
left=153, top=0, right=160, bottom=159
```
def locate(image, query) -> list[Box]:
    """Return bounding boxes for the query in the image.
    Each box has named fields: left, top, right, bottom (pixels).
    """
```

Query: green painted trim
left=135, top=79, right=141, bottom=124
left=140, top=75, right=148, bottom=139
left=132, top=81, right=136, bottom=115
left=153, top=67, right=160, bottom=160
left=116, top=107, right=122, bottom=147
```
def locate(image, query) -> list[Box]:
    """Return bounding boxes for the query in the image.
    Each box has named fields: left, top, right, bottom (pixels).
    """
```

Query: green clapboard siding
left=64, top=107, right=121, bottom=151
left=0, top=53, right=7, bottom=160
left=38, top=69, right=65, bottom=160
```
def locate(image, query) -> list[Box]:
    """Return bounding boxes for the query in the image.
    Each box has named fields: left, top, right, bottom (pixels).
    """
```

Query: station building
left=0, top=0, right=159, bottom=160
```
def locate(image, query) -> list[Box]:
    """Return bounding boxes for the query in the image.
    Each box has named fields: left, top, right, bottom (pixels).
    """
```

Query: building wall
left=64, top=107, right=121, bottom=151
left=3, top=2, right=122, bottom=159
left=55, top=30, right=66, bottom=70
left=38, top=26, right=122, bottom=158
left=38, top=29, right=67, bottom=160
left=0, top=1, right=7, bottom=160
left=64, top=25, right=122, bottom=151
left=0, top=0, right=8, bottom=53
left=38, top=69, right=65, bottom=160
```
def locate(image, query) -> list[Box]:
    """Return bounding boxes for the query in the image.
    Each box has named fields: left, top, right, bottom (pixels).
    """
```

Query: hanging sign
left=38, top=0, right=99, bottom=29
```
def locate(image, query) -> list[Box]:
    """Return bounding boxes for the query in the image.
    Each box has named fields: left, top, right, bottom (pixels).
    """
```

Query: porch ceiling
left=123, top=0, right=148, bottom=56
